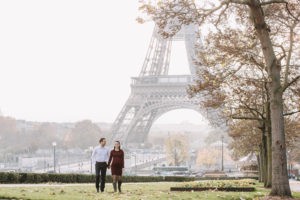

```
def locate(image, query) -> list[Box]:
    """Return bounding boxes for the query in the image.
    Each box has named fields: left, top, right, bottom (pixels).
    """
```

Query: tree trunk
left=266, top=102, right=272, bottom=188
left=248, top=0, right=291, bottom=196
left=258, top=153, right=263, bottom=182
left=261, top=125, right=268, bottom=187
left=269, top=84, right=290, bottom=196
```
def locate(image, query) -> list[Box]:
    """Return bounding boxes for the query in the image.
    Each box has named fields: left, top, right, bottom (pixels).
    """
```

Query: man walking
left=91, top=138, right=109, bottom=193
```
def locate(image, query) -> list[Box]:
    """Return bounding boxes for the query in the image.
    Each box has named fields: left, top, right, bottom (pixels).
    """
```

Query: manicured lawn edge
left=170, top=187, right=256, bottom=192
left=0, top=196, right=29, bottom=200
left=196, top=177, right=258, bottom=180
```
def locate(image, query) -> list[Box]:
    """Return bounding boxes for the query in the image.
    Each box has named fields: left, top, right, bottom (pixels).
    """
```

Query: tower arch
left=109, top=24, right=225, bottom=145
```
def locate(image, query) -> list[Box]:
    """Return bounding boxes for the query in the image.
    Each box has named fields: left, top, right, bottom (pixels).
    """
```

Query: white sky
left=0, top=0, right=208, bottom=125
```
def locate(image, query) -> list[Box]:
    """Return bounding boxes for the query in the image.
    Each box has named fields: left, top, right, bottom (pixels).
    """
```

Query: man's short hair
left=99, top=138, right=106, bottom=143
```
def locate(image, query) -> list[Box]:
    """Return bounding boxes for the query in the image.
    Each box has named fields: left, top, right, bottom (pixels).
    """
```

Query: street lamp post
left=89, top=146, right=93, bottom=174
left=135, top=154, right=137, bottom=174
left=221, top=136, right=224, bottom=171
left=132, top=153, right=137, bottom=175
left=141, top=143, right=145, bottom=163
left=52, top=142, right=57, bottom=173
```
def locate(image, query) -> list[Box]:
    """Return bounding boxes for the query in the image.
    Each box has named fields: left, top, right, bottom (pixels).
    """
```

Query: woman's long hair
left=114, top=141, right=121, bottom=150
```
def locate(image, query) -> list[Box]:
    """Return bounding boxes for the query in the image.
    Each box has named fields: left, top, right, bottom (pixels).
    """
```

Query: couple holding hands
left=91, top=138, right=124, bottom=193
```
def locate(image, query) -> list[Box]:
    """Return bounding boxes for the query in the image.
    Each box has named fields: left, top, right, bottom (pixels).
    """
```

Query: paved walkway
left=289, top=179, right=300, bottom=192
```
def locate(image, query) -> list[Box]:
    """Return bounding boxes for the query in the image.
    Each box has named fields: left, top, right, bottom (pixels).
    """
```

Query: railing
left=131, top=75, right=193, bottom=85
left=127, top=157, right=167, bottom=171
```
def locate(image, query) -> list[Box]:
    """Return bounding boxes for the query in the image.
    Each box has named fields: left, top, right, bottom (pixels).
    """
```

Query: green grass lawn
left=0, top=181, right=299, bottom=200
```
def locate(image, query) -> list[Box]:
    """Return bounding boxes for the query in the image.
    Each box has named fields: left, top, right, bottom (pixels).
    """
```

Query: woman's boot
left=113, top=182, right=117, bottom=192
left=117, top=181, right=122, bottom=193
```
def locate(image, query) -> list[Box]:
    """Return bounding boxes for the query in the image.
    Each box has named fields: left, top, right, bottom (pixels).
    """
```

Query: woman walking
left=108, top=141, right=124, bottom=192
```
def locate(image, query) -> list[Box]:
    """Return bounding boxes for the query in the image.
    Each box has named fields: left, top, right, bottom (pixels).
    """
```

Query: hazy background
left=0, top=0, right=207, bottom=126
left=0, top=1, right=236, bottom=175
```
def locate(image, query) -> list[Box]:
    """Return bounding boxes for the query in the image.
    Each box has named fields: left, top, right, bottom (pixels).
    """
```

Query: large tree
left=140, top=0, right=300, bottom=196
left=165, top=133, right=189, bottom=166
left=229, top=116, right=299, bottom=183
left=196, top=148, right=220, bottom=169
left=66, top=120, right=102, bottom=149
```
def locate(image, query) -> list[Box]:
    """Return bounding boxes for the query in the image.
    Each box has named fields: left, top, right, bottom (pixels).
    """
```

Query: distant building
left=18, top=156, right=52, bottom=172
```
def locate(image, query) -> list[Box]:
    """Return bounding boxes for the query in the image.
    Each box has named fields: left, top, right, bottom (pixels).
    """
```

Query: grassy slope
left=0, top=181, right=299, bottom=200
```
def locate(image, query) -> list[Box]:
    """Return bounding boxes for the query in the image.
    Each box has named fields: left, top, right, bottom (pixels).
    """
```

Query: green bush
left=164, top=176, right=194, bottom=182
left=0, top=172, right=194, bottom=184
left=40, top=173, right=50, bottom=183
left=195, top=176, right=258, bottom=181
left=0, top=172, right=20, bottom=183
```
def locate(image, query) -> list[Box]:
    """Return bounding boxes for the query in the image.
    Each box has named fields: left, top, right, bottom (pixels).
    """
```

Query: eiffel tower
left=110, top=24, right=221, bottom=145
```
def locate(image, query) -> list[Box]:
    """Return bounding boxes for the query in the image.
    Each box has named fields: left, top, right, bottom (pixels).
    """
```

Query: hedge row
left=195, top=177, right=259, bottom=181
left=0, top=172, right=194, bottom=184
left=170, top=187, right=255, bottom=192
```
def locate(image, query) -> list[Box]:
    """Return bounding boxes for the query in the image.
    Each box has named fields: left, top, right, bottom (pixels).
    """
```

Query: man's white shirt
left=91, top=146, right=110, bottom=165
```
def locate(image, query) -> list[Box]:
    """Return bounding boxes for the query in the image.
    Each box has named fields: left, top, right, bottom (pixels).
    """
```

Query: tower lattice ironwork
left=110, top=25, right=223, bottom=145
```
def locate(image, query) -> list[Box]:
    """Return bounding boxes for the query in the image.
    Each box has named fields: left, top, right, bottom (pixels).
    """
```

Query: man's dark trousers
left=95, top=162, right=107, bottom=192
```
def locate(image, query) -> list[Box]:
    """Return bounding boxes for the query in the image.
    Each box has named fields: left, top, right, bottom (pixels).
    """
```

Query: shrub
left=0, top=172, right=20, bottom=183
left=0, top=172, right=194, bottom=184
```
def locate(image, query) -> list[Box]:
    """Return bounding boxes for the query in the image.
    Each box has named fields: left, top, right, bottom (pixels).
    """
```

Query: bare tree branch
left=215, top=4, right=229, bottom=27
left=283, top=27, right=294, bottom=86
left=228, top=0, right=251, bottom=5
left=284, top=110, right=300, bottom=116
left=198, top=0, right=249, bottom=23
left=285, top=2, right=300, bottom=21
left=260, top=0, right=287, bottom=6
left=283, top=75, right=300, bottom=92
left=259, top=1, right=299, bottom=21
left=241, top=101, right=264, bottom=118
left=232, top=116, right=263, bottom=120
